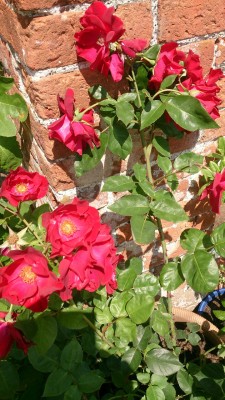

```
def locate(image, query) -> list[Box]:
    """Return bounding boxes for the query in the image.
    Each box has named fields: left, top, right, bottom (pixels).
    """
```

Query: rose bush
left=1, top=2, right=225, bottom=399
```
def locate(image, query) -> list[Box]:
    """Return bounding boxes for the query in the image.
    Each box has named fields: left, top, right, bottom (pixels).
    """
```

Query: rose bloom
left=200, top=170, right=225, bottom=214
left=75, top=1, right=147, bottom=82
left=48, top=88, right=100, bottom=155
left=0, top=312, right=30, bottom=359
left=0, top=166, right=48, bottom=207
left=149, top=42, right=223, bottom=120
left=42, top=197, right=101, bottom=257
left=59, top=224, right=119, bottom=300
left=0, top=247, right=63, bottom=312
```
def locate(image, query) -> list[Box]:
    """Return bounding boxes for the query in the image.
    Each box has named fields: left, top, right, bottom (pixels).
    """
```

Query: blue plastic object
left=197, top=288, right=225, bottom=314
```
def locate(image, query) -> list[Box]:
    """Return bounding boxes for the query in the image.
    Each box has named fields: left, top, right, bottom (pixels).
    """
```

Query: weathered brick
left=215, top=37, right=225, bottom=68
left=200, top=110, right=225, bottom=143
left=24, top=68, right=128, bottom=119
left=9, top=0, right=86, bottom=11
left=158, top=0, right=225, bottom=42
left=0, top=1, right=152, bottom=71
left=30, top=144, right=75, bottom=191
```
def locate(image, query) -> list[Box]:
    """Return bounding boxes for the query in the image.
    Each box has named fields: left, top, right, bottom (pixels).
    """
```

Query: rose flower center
left=60, top=219, right=76, bottom=237
left=15, top=183, right=28, bottom=194
left=19, top=266, right=36, bottom=284
left=7, top=233, right=19, bottom=245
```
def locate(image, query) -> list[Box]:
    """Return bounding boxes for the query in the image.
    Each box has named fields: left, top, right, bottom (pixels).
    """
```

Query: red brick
left=30, top=145, right=75, bottom=191
left=200, top=110, right=225, bottom=143
left=9, top=0, right=87, bottom=11
left=0, top=1, right=152, bottom=71
left=158, top=0, right=225, bottom=42
left=24, top=68, right=128, bottom=119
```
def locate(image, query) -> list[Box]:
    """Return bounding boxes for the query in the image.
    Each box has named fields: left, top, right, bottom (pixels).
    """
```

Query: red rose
left=42, top=198, right=101, bottom=257
left=0, top=312, right=30, bottom=359
left=149, top=42, right=185, bottom=90
left=48, top=88, right=100, bottom=154
left=149, top=43, right=223, bottom=120
left=0, top=248, right=63, bottom=312
left=180, top=68, right=223, bottom=120
left=0, top=167, right=48, bottom=207
left=59, top=224, right=118, bottom=300
left=200, top=170, right=225, bottom=214
left=75, top=1, right=147, bottom=82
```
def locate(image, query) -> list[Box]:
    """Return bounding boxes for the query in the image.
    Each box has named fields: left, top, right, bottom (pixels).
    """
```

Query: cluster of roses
left=0, top=167, right=119, bottom=358
left=49, top=1, right=223, bottom=158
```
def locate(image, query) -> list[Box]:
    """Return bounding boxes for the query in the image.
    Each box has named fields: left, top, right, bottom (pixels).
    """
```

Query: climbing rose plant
left=1, top=1, right=225, bottom=399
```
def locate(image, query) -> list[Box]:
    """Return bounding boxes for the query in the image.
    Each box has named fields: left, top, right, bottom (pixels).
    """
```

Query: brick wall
left=1, top=0, right=225, bottom=271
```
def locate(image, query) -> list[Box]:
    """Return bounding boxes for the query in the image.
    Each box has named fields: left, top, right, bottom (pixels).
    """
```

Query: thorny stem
left=131, top=68, right=142, bottom=108
left=152, top=88, right=181, bottom=100
left=82, top=315, right=121, bottom=356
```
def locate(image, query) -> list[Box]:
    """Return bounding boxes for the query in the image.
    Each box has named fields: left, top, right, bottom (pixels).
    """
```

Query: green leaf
left=146, top=386, right=165, bottom=400
left=115, top=317, right=137, bottom=343
left=133, top=325, right=152, bottom=351
left=180, top=228, right=209, bottom=252
left=64, top=386, right=82, bottom=400
left=133, top=273, right=160, bottom=296
left=0, top=361, right=20, bottom=398
left=167, top=173, right=178, bottom=191
left=0, top=92, right=28, bottom=122
left=162, top=383, right=176, bottom=400
left=43, top=368, right=73, bottom=397
left=0, top=113, right=17, bottom=136
left=116, top=101, right=134, bottom=126
left=108, top=120, right=132, bottom=159
left=160, top=262, right=184, bottom=291
left=151, top=310, right=170, bottom=337
left=131, top=214, right=156, bottom=245
left=211, top=223, right=225, bottom=257
left=0, top=76, right=14, bottom=93
left=188, top=332, right=201, bottom=346
left=77, top=372, right=105, bottom=393
left=74, top=132, right=108, bottom=177
left=150, top=191, right=188, bottom=222
left=117, top=268, right=139, bottom=291
left=177, top=369, right=194, bottom=394
left=28, top=345, right=60, bottom=373
left=181, top=250, right=219, bottom=293
left=32, top=315, right=57, bottom=354
left=165, top=95, right=218, bottom=131
left=0, top=136, right=22, bottom=171
left=213, top=310, right=225, bottom=321
left=126, top=293, right=154, bottom=324
left=109, top=194, right=150, bottom=216
left=157, top=155, right=172, bottom=174
left=218, top=136, right=225, bottom=156
left=60, top=339, right=83, bottom=371
left=57, top=307, right=91, bottom=330
left=133, top=163, right=147, bottom=182
left=174, top=152, right=203, bottom=173
left=142, top=44, right=160, bottom=61
left=109, top=291, right=133, bottom=318
left=118, top=93, right=137, bottom=102
left=121, top=348, right=142, bottom=373
left=95, top=306, right=113, bottom=324
left=145, top=348, right=182, bottom=376
left=160, top=75, right=177, bottom=89
left=102, top=175, right=135, bottom=192
left=141, top=100, right=165, bottom=130
left=153, top=136, right=170, bottom=157
left=63, top=385, right=82, bottom=400
left=88, top=84, right=108, bottom=100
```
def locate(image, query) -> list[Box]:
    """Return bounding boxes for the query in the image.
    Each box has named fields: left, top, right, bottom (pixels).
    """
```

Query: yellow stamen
left=7, top=233, right=19, bottom=245
left=60, top=219, right=76, bottom=237
left=19, top=266, right=36, bottom=284
left=15, top=183, right=28, bottom=194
